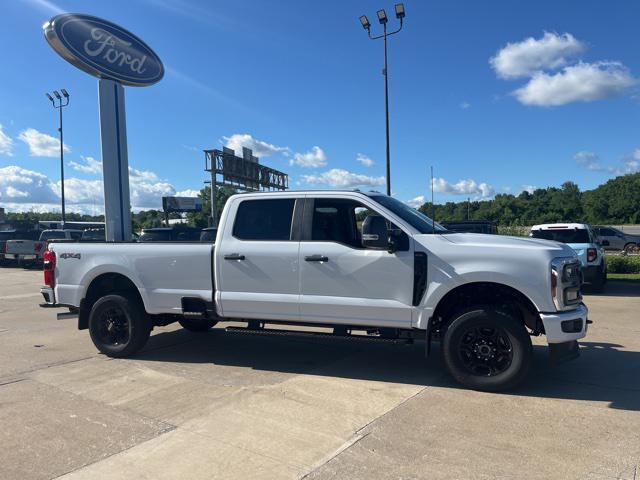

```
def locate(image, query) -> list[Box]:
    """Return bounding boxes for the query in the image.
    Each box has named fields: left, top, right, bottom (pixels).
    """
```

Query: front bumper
left=539, top=303, right=589, bottom=344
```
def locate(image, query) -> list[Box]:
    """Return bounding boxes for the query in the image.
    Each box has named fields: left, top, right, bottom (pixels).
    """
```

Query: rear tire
left=178, top=317, right=217, bottom=332
left=442, top=307, right=532, bottom=392
left=624, top=243, right=639, bottom=254
left=88, top=294, right=151, bottom=358
left=590, top=267, right=605, bottom=293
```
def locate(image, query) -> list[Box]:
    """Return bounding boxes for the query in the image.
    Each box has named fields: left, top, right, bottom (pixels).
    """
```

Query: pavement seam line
left=298, top=382, right=437, bottom=479
left=0, top=355, right=96, bottom=384
left=298, top=432, right=370, bottom=479
left=50, top=425, right=177, bottom=480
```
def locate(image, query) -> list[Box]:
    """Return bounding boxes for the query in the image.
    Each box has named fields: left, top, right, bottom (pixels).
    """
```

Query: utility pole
left=46, top=90, right=70, bottom=225
left=359, top=4, right=406, bottom=196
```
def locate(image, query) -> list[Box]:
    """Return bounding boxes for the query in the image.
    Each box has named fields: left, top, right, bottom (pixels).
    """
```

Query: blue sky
left=1, top=0, right=639, bottom=213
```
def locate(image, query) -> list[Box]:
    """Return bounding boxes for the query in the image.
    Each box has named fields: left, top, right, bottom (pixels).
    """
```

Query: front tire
left=178, top=317, right=217, bottom=332
left=88, top=294, right=151, bottom=358
left=442, top=307, right=532, bottom=392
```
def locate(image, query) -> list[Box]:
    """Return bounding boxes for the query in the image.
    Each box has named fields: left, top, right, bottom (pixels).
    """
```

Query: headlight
left=551, top=257, right=582, bottom=311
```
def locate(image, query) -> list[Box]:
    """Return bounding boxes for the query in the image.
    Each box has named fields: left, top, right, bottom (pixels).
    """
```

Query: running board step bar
left=224, top=326, right=413, bottom=344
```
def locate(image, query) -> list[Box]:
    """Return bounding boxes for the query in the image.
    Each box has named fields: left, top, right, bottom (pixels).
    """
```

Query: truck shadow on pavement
left=583, top=279, right=640, bottom=297
left=135, top=330, right=640, bottom=411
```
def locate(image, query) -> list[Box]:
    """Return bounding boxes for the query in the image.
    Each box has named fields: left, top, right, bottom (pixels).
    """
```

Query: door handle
left=224, top=254, right=245, bottom=261
left=305, top=255, right=329, bottom=262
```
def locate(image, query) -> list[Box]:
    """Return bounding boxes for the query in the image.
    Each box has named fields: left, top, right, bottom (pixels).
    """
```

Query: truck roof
left=531, top=223, right=589, bottom=230
left=235, top=189, right=384, bottom=196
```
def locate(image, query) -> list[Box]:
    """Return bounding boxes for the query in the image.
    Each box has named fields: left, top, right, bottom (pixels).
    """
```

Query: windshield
left=531, top=228, right=590, bottom=244
left=370, top=195, right=447, bottom=234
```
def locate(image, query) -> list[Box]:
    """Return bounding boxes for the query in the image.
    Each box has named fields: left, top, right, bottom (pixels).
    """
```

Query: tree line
left=4, top=173, right=639, bottom=229
left=418, top=173, right=640, bottom=226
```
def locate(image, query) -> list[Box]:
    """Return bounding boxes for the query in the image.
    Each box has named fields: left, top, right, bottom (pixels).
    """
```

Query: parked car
left=139, top=227, right=201, bottom=242
left=592, top=226, right=640, bottom=253
left=530, top=223, right=606, bottom=291
left=440, top=220, right=498, bottom=234
left=0, top=230, right=39, bottom=263
left=4, top=229, right=83, bottom=265
left=40, top=190, right=588, bottom=392
left=200, top=227, right=217, bottom=243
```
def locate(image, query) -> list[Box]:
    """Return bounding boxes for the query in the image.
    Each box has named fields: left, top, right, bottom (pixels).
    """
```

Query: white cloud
left=128, top=167, right=175, bottom=208
left=574, top=151, right=604, bottom=171
left=459, top=101, right=471, bottom=110
left=18, top=128, right=70, bottom=157
left=432, top=177, right=495, bottom=198
left=609, top=149, right=640, bottom=175
left=289, top=146, right=327, bottom=168
left=514, top=62, right=636, bottom=106
left=575, top=149, right=640, bottom=176
left=406, top=195, right=425, bottom=208
left=521, top=185, right=537, bottom=194
left=490, top=32, right=585, bottom=79
left=301, top=169, right=385, bottom=188
left=175, top=189, right=201, bottom=197
left=356, top=153, right=375, bottom=168
left=0, top=124, right=13, bottom=156
left=0, top=166, right=59, bottom=204
left=222, top=133, right=290, bottom=158
left=68, top=156, right=103, bottom=174
left=0, top=163, right=204, bottom=213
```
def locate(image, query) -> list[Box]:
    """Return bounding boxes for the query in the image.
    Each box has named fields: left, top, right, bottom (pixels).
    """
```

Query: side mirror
left=362, top=215, right=389, bottom=250
left=601, top=240, right=610, bottom=246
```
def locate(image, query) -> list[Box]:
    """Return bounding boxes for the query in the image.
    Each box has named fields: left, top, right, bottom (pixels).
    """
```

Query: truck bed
left=49, top=242, right=215, bottom=315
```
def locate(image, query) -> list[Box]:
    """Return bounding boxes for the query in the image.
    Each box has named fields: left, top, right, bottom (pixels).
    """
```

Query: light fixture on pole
left=359, top=4, right=405, bottom=197
left=46, top=89, right=70, bottom=225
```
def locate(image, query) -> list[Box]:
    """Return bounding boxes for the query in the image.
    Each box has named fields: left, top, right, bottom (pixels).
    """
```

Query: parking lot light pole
left=359, top=4, right=405, bottom=197
left=46, top=89, right=70, bottom=225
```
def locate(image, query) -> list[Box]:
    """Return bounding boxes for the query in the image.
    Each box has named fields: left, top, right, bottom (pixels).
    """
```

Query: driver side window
left=308, top=198, right=406, bottom=250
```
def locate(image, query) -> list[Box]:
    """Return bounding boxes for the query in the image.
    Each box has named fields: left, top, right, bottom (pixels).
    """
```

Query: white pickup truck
left=5, top=229, right=83, bottom=265
left=40, top=190, right=589, bottom=391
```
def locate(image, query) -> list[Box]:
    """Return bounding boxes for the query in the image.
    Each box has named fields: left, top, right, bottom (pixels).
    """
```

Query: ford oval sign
left=44, top=13, right=164, bottom=87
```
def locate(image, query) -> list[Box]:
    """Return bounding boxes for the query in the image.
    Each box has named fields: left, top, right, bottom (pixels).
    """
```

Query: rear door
left=298, top=196, right=414, bottom=328
left=216, top=196, right=302, bottom=321
left=597, top=227, right=624, bottom=250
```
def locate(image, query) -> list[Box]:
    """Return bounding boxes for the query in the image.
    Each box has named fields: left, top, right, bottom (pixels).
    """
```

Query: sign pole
left=98, top=78, right=132, bottom=242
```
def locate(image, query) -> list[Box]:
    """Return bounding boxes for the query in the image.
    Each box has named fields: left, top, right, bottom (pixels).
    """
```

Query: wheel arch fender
left=78, top=267, right=148, bottom=330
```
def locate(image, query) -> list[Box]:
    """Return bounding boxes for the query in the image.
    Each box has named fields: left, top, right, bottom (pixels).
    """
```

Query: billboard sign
left=44, top=13, right=164, bottom=87
left=162, top=196, right=203, bottom=212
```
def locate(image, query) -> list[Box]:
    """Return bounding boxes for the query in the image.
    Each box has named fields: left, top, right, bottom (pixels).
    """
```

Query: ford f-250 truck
left=40, top=190, right=589, bottom=391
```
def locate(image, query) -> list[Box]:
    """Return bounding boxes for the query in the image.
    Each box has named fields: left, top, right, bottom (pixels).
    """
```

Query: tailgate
left=5, top=240, right=37, bottom=255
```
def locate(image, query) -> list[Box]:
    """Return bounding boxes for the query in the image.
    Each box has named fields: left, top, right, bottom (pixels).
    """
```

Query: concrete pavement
left=0, top=268, right=639, bottom=479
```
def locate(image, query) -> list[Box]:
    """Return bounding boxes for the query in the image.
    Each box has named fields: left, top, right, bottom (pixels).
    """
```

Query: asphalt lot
left=1, top=268, right=639, bottom=480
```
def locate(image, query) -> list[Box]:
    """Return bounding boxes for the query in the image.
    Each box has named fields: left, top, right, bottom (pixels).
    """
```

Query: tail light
left=43, top=249, right=56, bottom=287
left=587, top=248, right=597, bottom=263
left=34, top=242, right=43, bottom=253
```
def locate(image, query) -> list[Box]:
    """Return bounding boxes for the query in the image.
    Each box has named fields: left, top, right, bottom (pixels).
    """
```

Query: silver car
left=593, top=226, right=640, bottom=253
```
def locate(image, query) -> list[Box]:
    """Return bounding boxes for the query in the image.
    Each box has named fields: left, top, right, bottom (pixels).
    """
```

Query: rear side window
left=531, top=229, right=590, bottom=243
left=233, top=199, right=295, bottom=241
left=140, top=231, right=171, bottom=242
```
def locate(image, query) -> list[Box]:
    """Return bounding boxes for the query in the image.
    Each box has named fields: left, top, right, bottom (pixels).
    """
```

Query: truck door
left=299, top=197, right=413, bottom=328
left=216, top=196, right=301, bottom=321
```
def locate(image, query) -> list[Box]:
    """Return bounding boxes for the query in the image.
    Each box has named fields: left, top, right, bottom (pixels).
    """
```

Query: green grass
left=607, top=273, right=640, bottom=281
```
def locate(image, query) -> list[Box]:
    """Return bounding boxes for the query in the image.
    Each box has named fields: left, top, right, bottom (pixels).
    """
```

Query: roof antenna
left=430, top=165, right=436, bottom=233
